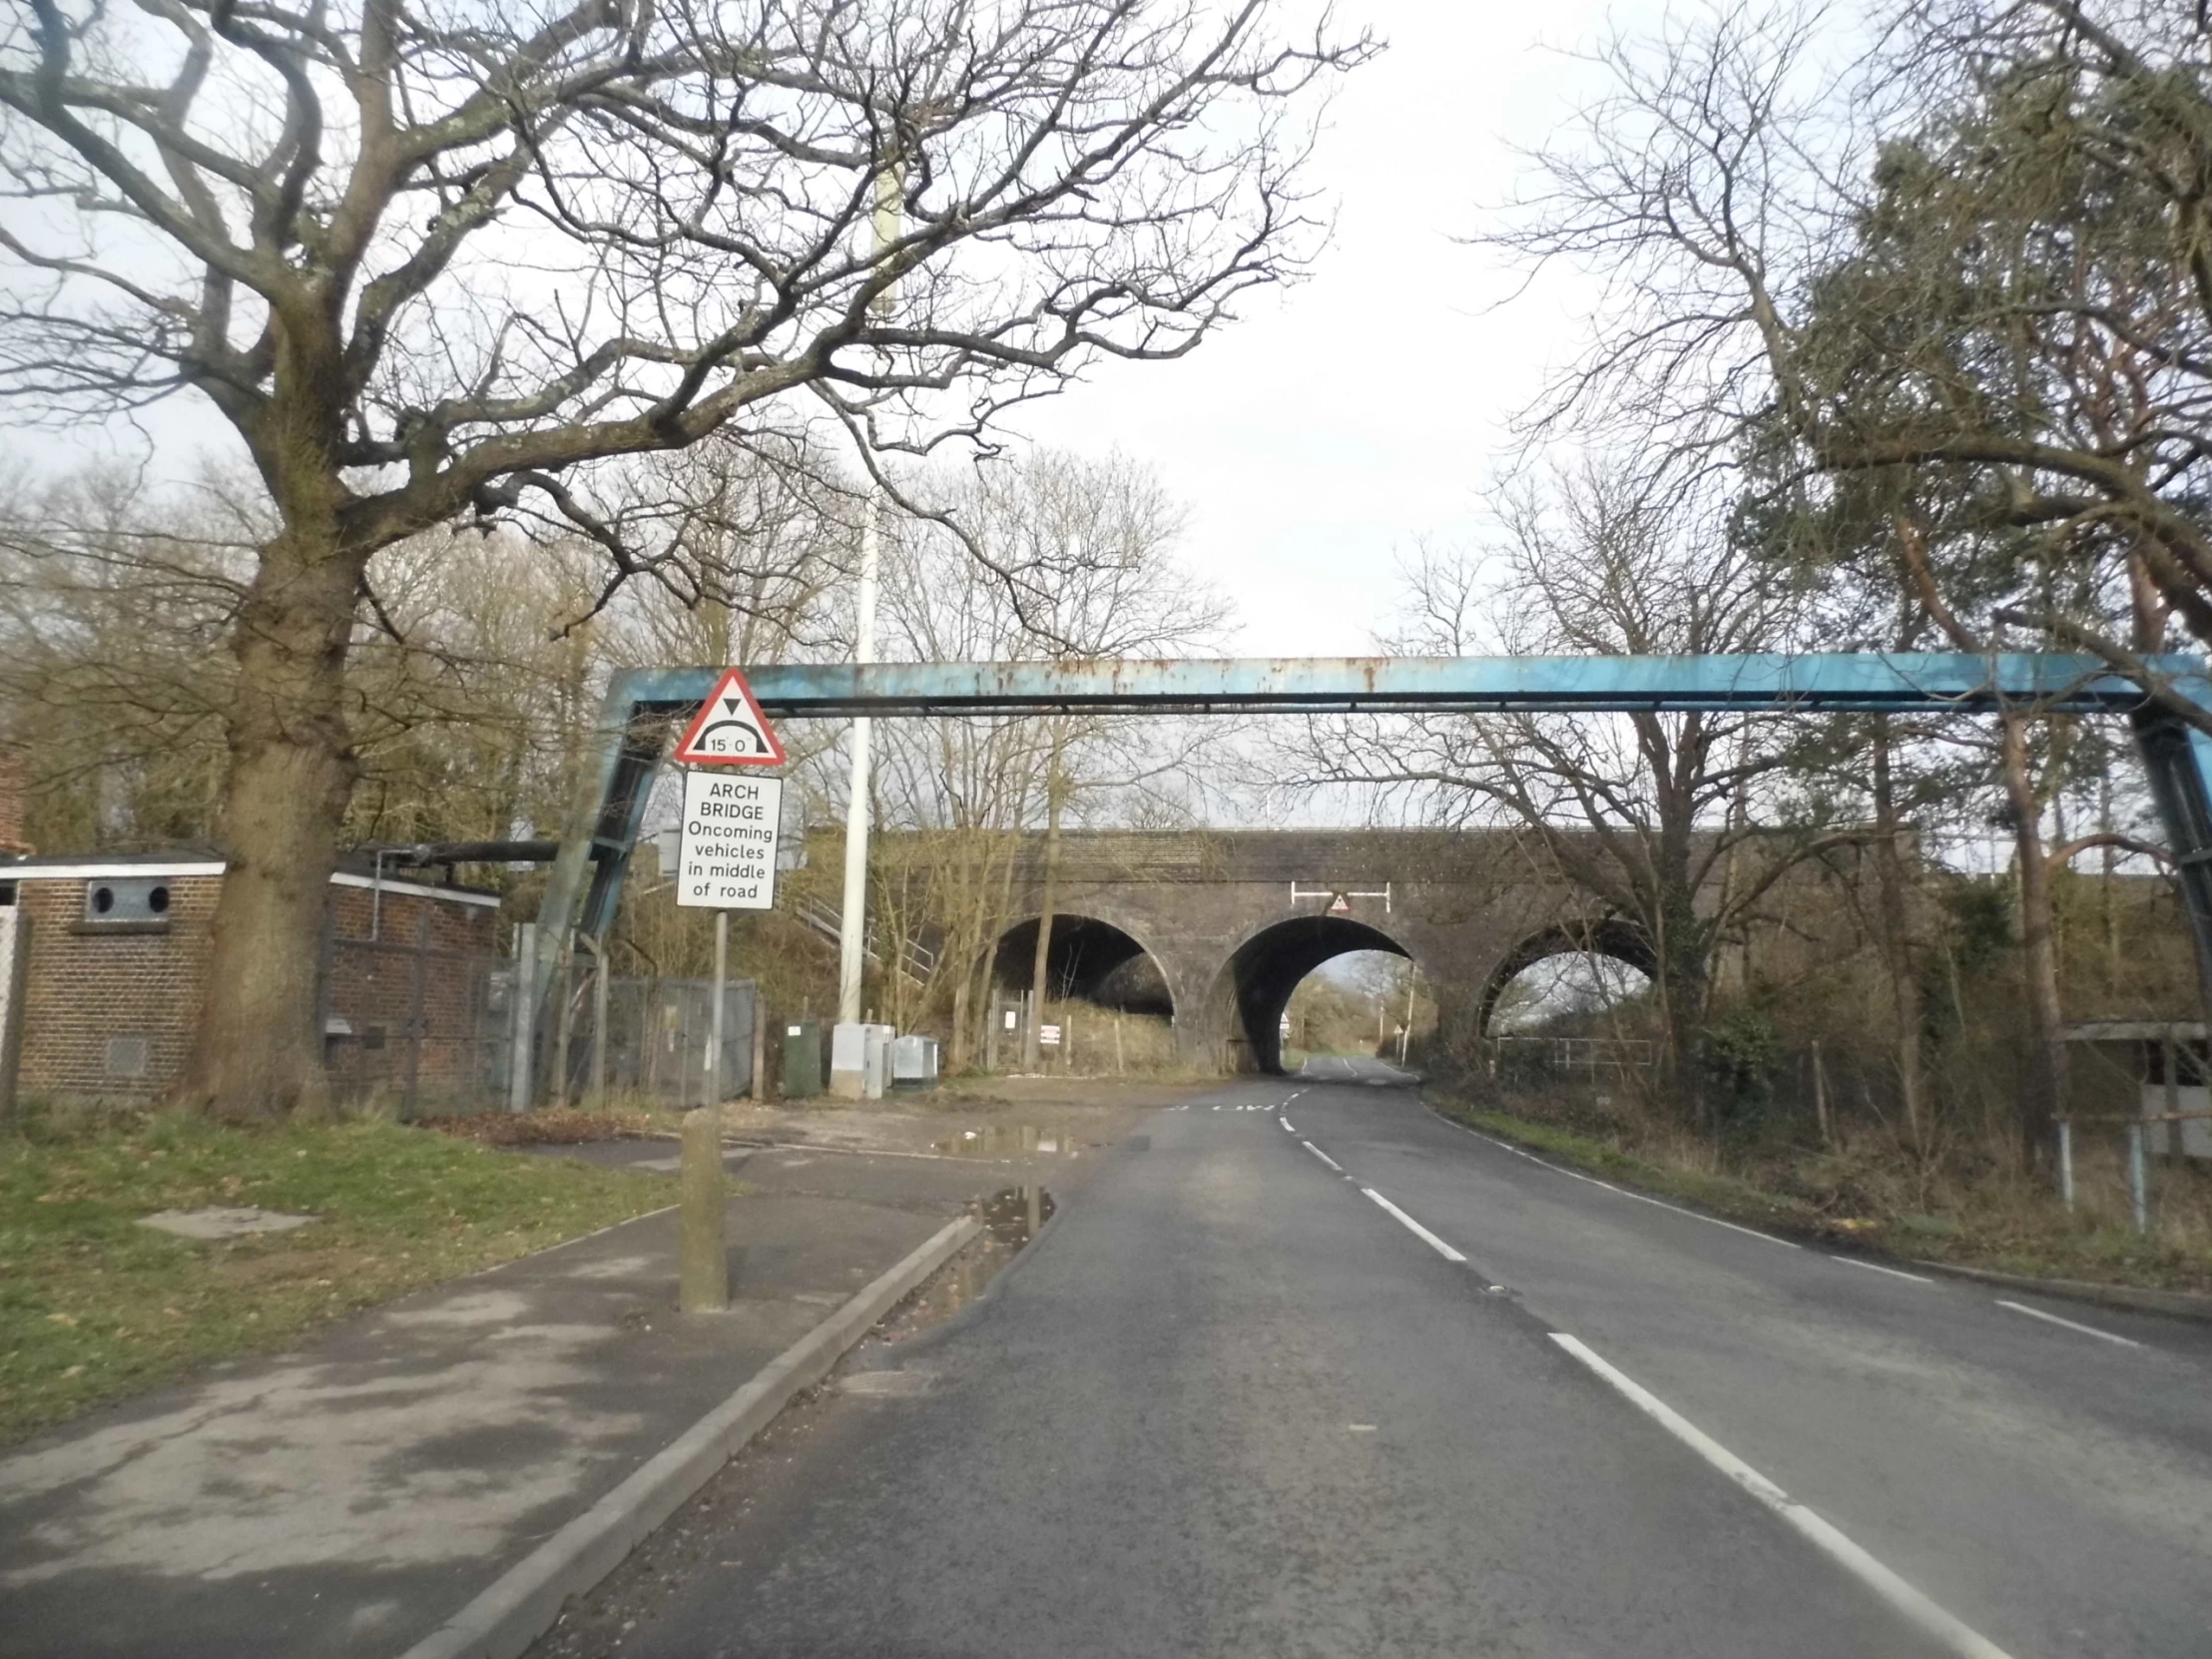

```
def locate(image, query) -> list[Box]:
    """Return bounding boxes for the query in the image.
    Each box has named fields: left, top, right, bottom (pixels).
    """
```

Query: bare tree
left=1290, top=468, right=1856, bottom=1121
left=0, top=466, right=247, bottom=847
left=0, top=0, right=1367, bottom=1116
left=1495, top=0, right=2212, bottom=713
left=869, top=446, right=1231, bottom=1065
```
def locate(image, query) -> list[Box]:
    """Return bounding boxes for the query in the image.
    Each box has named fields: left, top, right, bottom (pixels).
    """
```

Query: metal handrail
left=791, top=889, right=937, bottom=980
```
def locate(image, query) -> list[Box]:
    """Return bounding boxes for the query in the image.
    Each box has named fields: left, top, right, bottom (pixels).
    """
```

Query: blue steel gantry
left=531, top=652, right=2212, bottom=1046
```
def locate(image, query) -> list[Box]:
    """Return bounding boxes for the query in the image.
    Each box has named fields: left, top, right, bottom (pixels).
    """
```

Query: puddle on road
left=930, top=1123, right=1081, bottom=1158
left=872, top=1184, right=1056, bottom=1346
left=976, top=1183, right=1056, bottom=1246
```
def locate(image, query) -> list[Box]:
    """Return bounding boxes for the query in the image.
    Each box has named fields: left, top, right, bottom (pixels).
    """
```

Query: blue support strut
left=525, top=652, right=2212, bottom=1095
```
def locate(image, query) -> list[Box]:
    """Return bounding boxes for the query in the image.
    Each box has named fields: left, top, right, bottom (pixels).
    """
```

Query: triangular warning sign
left=672, top=667, right=787, bottom=767
left=1328, top=892, right=1352, bottom=914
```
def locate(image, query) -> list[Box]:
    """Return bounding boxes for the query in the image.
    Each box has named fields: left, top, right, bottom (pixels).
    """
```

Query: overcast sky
left=6, top=0, right=1650, bottom=660
left=1012, top=0, right=1646, bottom=656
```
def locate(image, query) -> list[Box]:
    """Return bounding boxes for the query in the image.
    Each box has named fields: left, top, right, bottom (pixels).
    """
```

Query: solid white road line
left=1304, top=1141, right=1345, bottom=1174
left=1571, top=1173, right=1800, bottom=1249
left=1462, top=1128, right=1798, bottom=1250
left=1362, top=1188, right=1467, bottom=1263
left=1995, top=1300, right=2144, bottom=1349
left=1549, top=1334, right=2016, bottom=1659
left=1835, top=1257, right=1934, bottom=1285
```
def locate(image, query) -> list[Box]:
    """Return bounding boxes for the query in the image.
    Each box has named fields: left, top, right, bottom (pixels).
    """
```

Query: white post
left=0, top=908, right=30, bottom=1125
left=2128, top=1119, right=2150, bottom=1236
left=508, top=921, right=538, bottom=1113
left=1398, top=964, right=1417, bottom=1066
left=2163, top=1030, right=2183, bottom=1158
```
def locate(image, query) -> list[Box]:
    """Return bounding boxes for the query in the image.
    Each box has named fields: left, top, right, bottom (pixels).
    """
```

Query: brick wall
left=15, top=874, right=222, bottom=1099
left=10, top=870, right=503, bottom=1104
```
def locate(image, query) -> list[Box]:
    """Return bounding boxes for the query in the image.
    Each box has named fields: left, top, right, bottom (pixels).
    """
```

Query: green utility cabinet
left=781, top=1019, right=828, bottom=1099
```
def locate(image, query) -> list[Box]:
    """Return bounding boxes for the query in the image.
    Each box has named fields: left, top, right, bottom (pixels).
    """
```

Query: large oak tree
left=0, top=0, right=1365, bottom=1118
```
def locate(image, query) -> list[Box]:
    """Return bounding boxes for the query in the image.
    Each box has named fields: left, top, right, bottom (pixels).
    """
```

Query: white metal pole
left=836, top=495, right=879, bottom=1027
left=1398, top=964, right=1416, bottom=1066
left=508, top=921, right=537, bottom=1113
left=835, top=163, right=901, bottom=1030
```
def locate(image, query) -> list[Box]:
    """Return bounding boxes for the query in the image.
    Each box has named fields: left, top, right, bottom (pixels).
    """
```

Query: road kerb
left=395, top=1213, right=983, bottom=1659
left=1909, top=1258, right=2212, bottom=1325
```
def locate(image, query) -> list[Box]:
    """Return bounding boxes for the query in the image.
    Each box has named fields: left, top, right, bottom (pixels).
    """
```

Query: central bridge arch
left=992, top=912, right=1175, bottom=1017
left=1207, top=913, right=1411, bottom=1074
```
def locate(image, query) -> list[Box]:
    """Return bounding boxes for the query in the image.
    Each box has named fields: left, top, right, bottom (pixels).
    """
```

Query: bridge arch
left=1205, top=912, right=1413, bottom=1074
left=1477, top=918, right=1655, bottom=1036
left=991, top=911, right=1176, bottom=1018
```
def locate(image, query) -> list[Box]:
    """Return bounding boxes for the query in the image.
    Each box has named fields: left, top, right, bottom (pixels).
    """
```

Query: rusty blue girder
left=528, top=652, right=2212, bottom=1055
left=584, top=651, right=2207, bottom=719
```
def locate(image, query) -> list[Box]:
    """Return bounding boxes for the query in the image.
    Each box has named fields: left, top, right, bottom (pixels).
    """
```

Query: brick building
left=0, top=853, right=504, bottom=1108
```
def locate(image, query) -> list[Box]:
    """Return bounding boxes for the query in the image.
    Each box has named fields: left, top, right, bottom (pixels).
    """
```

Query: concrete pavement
left=523, top=1064, right=2212, bottom=1659
left=0, top=1136, right=1056, bottom=1659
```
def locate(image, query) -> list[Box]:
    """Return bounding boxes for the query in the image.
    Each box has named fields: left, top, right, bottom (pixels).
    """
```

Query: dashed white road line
left=1549, top=1335, right=2016, bottom=1659
left=1281, top=1118, right=1297, bottom=1134
left=1835, top=1257, right=1934, bottom=1285
left=1995, top=1300, right=2144, bottom=1349
left=1304, top=1141, right=1345, bottom=1174
left=1362, top=1188, right=1466, bottom=1263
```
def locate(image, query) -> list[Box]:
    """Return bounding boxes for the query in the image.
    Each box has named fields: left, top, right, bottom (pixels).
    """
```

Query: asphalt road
left=572, top=1063, right=2212, bottom=1659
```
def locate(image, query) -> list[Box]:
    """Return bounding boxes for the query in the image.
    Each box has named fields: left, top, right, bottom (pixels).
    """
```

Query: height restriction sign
left=672, top=666, right=787, bottom=766
left=676, top=772, right=784, bottom=910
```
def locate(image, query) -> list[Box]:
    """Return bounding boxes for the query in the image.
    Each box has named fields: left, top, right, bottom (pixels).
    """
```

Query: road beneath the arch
left=539, top=1061, right=2212, bottom=1659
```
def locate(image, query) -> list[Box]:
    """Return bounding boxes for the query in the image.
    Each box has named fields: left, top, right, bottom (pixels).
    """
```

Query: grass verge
left=1430, top=1093, right=2212, bottom=1296
left=1, top=1110, right=675, bottom=1444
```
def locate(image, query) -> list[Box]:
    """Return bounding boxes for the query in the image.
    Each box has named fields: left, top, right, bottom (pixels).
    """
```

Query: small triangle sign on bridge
left=1328, top=892, right=1352, bottom=914
left=672, top=667, right=787, bottom=766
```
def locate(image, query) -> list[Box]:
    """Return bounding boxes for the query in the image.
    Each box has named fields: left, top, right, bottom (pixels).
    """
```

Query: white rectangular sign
left=676, top=772, right=784, bottom=910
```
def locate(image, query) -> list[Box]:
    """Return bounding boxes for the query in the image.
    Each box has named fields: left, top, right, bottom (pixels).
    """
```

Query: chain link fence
left=1488, top=1035, right=1657, bottom=1087
left=541, top=961, right=757, bottom=1109
left=323, top=923, right=756, bottom=1115
left=323, top=922, right=506, bottom=1116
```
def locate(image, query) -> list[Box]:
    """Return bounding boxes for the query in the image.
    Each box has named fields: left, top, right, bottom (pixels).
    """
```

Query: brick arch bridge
left=888, top=830, right=1652, bottom=1073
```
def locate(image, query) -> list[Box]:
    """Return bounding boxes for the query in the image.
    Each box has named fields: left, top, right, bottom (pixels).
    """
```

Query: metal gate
left=323, top=918, right=505, bottom=1115
left=540, top=963, right=756, bottom=1109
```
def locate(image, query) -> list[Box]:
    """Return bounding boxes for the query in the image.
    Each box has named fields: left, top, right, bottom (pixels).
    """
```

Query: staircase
left=792, top=890, right=938, bottom=982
